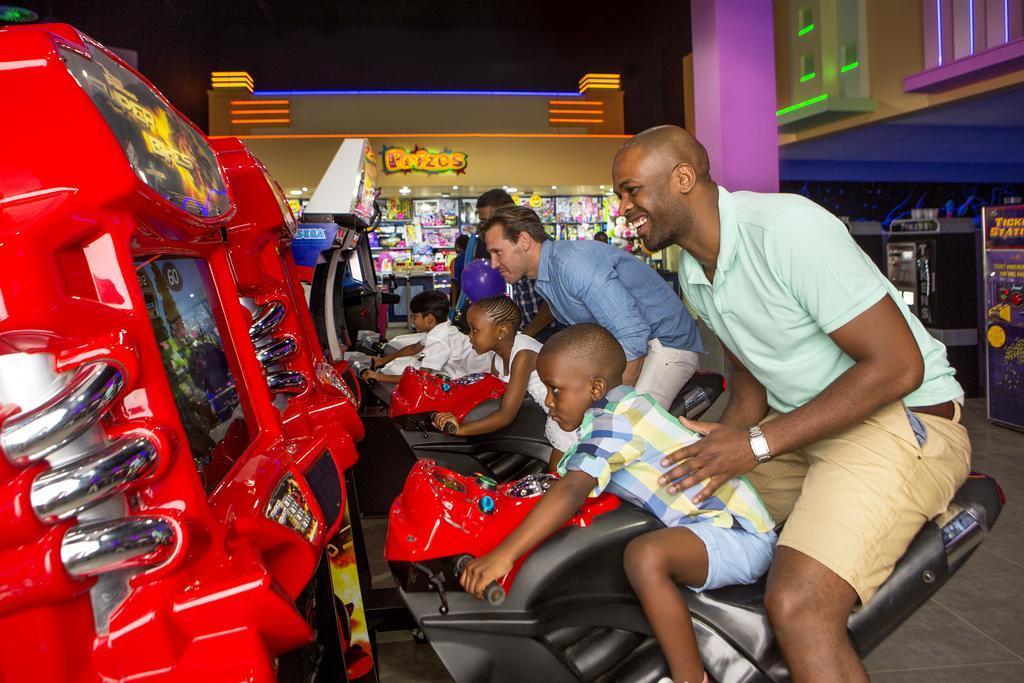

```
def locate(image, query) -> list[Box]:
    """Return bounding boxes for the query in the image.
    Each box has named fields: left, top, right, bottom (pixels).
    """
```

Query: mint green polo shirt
left=678, top=187, right=963, bottom=414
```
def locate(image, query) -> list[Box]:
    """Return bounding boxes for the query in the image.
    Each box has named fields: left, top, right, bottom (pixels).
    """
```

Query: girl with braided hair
left=432, top=295, right=551, bottom=438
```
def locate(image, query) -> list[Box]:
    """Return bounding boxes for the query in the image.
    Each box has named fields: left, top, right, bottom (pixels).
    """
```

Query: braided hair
left=470, top=295, right=522, bottom=332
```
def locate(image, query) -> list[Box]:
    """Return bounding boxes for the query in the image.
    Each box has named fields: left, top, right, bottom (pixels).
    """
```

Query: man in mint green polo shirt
left=612, top=125, right=970, bottom=683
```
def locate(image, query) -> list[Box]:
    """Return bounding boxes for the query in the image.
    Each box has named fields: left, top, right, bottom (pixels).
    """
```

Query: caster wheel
left=411, top=628, right=428, bottom=645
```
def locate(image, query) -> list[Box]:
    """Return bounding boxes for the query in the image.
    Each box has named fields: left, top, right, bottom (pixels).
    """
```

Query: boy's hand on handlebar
left=459, top=552, right=512, bottom=599
left=432, top=412, right=460, bottom=434
left=363, top=369, right=382, bottom=382
left=659, top=418, right=757, bottom=505
left=371, top=357, right=387, bottom=369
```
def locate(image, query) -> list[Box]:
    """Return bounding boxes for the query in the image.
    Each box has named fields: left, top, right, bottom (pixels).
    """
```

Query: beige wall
left=236, top=134, right=630, bottom=197
left=773, top=0, right=1024, bottom=145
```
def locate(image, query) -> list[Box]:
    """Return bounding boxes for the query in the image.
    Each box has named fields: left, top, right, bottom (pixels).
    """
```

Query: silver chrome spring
left=1, top=360, right=124, bottom=467
left=31, top=436, right=158, bottom=522
left=249, top=300, right=286, bottom=343
left=60, top=516, right=176, bottom=578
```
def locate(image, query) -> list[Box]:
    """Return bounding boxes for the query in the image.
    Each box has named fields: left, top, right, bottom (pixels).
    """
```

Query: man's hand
left=659, top=417, right=757, bottom=504
left=432, top=412, right=460, bottom=435
left=371, top=356, right=387, bottom=369
left=459, top=551, right=514, bottom=599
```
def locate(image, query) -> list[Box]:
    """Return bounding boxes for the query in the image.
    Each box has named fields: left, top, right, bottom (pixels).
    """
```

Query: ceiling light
left=551, top=185, right=557, bottom=190
left=599, top=185, right=605, bottom=189
left=502, top=185, right=508, bottom=190
left=399, top=186, right=411, bottom=195
left=301, top=186, right=309, bottom=192
left=289, top=190, right=302, bottom=196
left=442, top=193, right=451, bottom=197
left=452, top=185, right=459, bottom=190
left=507, top=187, right=519, bottom=193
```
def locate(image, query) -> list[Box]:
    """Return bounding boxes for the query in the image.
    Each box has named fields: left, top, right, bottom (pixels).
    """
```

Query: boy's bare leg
left=624, top=528, right=708, bottom=683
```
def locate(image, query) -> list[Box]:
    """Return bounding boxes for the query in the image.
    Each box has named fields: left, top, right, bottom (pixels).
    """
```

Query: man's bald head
left=615, top=125, right=713, bottom=185
left=611, top=125, right=715, bottom=252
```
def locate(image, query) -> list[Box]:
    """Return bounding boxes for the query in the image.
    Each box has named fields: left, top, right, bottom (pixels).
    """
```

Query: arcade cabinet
left=0, top=24, right=369, bottom=682
left=291, top=139, right=397, bottom=361
left=982, top=202, right=1024, bottom=430
left=885, top=213, right=983, bottom=397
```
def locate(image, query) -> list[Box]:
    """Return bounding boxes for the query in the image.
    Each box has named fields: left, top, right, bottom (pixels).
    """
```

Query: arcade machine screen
left=60, top=44, right=231, bottom=218
left=136, top=257, right=250, bottom=492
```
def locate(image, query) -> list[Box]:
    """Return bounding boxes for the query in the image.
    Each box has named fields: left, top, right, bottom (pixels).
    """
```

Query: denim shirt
left=534, top=240, right=703, bottom=360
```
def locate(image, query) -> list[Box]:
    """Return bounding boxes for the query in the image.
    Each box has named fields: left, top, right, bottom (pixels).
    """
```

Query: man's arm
left=717, top=346, right=769, bottom=429
left=622, top=358, right=644, bottom=386
left=460, top=471, right=595, bottom=598
left=662, top=295, right=924, bottom=502
left=522, top=301, right=555, bottom=338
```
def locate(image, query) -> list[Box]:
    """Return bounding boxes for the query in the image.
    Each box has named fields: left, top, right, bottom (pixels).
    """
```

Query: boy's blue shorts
left=685, top=524, right=778, bottom=592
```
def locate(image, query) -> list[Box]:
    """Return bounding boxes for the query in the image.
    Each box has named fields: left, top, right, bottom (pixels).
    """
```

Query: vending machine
left=0, top=23, right=370, bottom=681
left=982, top=203, right=1024, bottom=431
left=885, top=214, right=983, bottom=397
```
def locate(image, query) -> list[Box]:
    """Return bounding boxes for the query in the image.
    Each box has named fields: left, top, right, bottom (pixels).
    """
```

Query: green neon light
left=776, top=93, right=829, bottom=116
left=841, top=60, right=860, bottom=72
left=800, top=72, right=817, bottom=82
left=798, top=23, right=815, bottom=36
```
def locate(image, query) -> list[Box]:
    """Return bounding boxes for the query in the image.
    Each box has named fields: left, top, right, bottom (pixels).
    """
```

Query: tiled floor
left=364, top=399, right=1024, bottom=682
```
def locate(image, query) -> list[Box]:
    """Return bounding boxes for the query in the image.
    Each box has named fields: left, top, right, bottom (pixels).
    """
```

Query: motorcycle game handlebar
left=454, top=554, right=506, bottom=606
left=431, top=412, right=459, bottom=435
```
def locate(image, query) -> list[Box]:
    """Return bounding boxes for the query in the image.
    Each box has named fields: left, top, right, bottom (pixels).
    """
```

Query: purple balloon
left=461, top=258, right=506, bottom=301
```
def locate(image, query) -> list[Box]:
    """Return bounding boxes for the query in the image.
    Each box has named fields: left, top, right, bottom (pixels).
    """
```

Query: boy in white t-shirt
left=365, top=290, right=491, bottom=383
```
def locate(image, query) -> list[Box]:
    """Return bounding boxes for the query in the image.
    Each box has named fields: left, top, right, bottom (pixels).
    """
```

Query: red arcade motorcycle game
left=0, top=24, right=369, bottom=681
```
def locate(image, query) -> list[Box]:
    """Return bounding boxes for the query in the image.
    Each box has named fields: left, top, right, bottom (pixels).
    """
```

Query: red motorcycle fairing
left=386, top=459, right=620, bottom=596
left=389, top=367, right=507, bottom=426
left=0, top=24, right=363, bottom=682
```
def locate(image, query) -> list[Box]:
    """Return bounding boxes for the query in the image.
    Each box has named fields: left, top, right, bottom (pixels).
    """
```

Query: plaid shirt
left=511, top=277, right=542, bottom=328
left=558, top=386, right=775, bottom=533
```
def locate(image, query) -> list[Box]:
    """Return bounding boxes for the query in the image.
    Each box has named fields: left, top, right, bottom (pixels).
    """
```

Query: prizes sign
left=381, top=145, right=468, bottom=174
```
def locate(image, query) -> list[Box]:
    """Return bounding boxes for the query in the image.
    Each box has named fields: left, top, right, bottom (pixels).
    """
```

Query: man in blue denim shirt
left=481, top=205, right=703, bottom=411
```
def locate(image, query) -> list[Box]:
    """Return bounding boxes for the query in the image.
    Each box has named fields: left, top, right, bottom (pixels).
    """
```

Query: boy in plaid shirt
left=461, top=324, right=776, bottom=683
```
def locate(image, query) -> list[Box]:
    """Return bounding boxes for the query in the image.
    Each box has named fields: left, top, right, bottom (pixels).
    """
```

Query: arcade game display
left=982, top=202, right=1024, bottom=431
left=885, top=212, right=983, bottom=397
left=295, top=138, right=397, bottom=360
left=0, top=23, right=371, bottom=682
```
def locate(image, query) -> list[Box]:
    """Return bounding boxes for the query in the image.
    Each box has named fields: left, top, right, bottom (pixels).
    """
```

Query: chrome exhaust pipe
left=1, top=361, right=124, bottom=466
left=31, top=436, right=158, bottom=522
left=61, top=516, right=176, bottom=578
left=266, top=370, right=307, bottom=394
left=249, top=301, right=285, bottom=342
left=255, top=336, right=298, bottom=366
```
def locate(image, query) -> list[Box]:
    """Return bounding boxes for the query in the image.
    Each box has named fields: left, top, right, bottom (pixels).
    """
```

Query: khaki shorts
left=747, top=400, right=970, bottom=604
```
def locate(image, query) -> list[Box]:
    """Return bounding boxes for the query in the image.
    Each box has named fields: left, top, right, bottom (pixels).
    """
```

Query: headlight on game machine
left=316, top=360, right=357, bottom=404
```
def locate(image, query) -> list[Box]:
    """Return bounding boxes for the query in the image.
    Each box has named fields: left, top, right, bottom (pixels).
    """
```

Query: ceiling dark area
left=14, top=0, right=692, bottom=134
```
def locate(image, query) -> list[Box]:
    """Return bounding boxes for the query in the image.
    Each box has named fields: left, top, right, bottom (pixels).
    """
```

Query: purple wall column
left=690, top=0, right=779, bottom=192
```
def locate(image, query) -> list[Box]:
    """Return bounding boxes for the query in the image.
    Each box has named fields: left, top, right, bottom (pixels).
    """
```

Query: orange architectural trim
left=549, top=118, right=606, bottom=123
left=231, top=99, right=290, bottom=105
left=210, top=132, right=631, bottom=140
left=547, top=100, right=605, bottom=106
left=548, top=109, right=603, bottom=114
left=231, top=118, right=292, bottom=124
left=229, top=109, right=291, bottom=114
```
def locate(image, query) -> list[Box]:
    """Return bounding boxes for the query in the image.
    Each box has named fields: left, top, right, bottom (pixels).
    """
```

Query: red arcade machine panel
left=0, top=23, right=365, bottom=682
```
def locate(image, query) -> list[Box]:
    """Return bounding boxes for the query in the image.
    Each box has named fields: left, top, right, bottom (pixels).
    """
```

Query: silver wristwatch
left=748, top=425, right=772, bottom=464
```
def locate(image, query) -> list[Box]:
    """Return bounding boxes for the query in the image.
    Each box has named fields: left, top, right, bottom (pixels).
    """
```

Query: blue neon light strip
left=252, top=89, right=583, bottom=97
left=969, top=0, right=975, bottom=55
left=937, top=0, right=944, bottom=65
